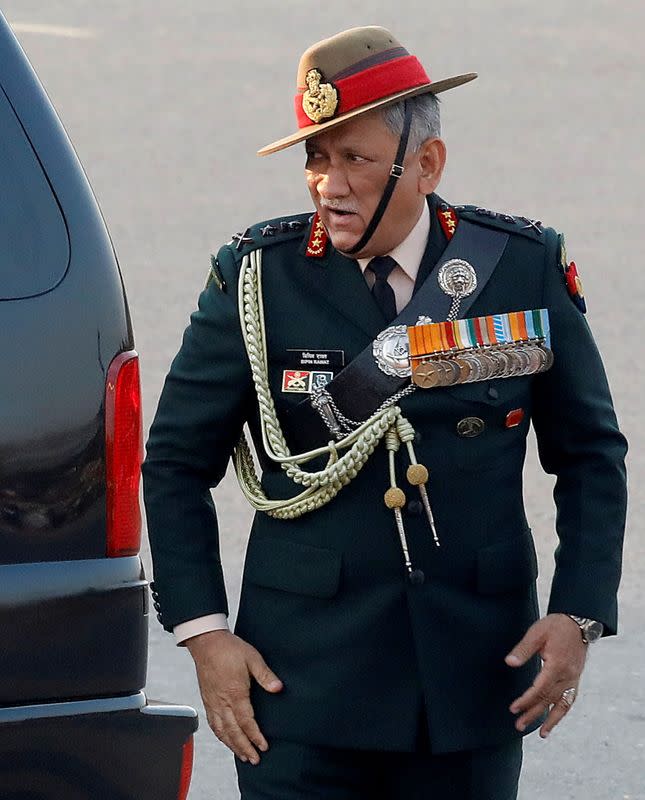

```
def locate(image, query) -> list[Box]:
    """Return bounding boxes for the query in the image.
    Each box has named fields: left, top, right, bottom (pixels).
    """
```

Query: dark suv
left=0, top=11, right=197, bottom=799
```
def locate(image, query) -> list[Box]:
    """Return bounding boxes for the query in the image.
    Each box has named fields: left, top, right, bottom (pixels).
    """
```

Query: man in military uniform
left=143, top=26, right=627, bottom=799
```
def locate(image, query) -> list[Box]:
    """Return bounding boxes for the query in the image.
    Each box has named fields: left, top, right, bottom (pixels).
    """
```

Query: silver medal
left=373, top=325, right=411, bottom=377
left=438, top=259, right=477, bottom=321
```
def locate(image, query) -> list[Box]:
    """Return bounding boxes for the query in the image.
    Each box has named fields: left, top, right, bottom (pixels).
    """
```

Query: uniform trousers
left=236, top=714, right=523, bottom=800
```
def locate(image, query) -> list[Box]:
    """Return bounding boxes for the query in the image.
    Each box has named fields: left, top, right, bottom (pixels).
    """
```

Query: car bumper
left=0, top=691, right=198, bottom=799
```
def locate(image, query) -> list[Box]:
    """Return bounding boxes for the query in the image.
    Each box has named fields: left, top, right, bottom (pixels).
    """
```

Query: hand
left=186, top=629, right=283, bottom=764
left=505, top=613, right=587, bottom=738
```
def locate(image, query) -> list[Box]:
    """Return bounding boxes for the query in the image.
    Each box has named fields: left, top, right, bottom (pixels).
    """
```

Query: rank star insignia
left=437, top=207, right=458, bottom=240
left=306, top=212, right=329, bottom=258
left=261, top=224, right=277, bottom=237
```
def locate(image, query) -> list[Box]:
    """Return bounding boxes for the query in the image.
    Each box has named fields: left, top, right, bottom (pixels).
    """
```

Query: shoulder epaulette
left=225, top=212, right=313, bottom=261
left=454, top=204, right=553, bottom=242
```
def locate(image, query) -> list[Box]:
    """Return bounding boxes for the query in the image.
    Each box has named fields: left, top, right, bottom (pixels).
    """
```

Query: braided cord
left=232, top=248, right=404, bottom=518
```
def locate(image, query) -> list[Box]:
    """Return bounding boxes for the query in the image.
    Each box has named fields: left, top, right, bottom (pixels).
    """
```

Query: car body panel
left=0, top=10, right=198, bottom=797
left=0, top=11, right=131, bottom=565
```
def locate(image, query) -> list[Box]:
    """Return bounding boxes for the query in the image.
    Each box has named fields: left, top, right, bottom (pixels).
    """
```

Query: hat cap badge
left=302, top=69, right=338, bottom=123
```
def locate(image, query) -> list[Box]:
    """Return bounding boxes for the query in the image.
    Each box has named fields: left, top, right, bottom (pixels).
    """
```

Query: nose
left=316, top=164, right=350, bottom=199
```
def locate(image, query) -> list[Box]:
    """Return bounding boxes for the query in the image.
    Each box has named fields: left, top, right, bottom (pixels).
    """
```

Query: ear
left=417, top=138, right=447, bottom=195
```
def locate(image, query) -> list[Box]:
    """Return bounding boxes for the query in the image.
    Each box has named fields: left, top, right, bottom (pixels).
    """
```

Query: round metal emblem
left=373, top=325, right=411, bottom=377
left=412, top=360, right=441, bottom=388
left=461, top=354, right=483, bottom=383
left=541, top=346, right=555, bottom=370
left=525, top=345, right=544, bottom=373
left=453, top=356, right=472, bottom=383
left=438, top=259, right=477, bottom=299
left=439, top=359, right=461, bottom=386
left=456, top=416, right=486, bottom=438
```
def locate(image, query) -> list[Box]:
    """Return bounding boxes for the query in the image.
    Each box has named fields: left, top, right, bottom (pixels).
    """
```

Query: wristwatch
left=566, top=615, right=604, bottom=644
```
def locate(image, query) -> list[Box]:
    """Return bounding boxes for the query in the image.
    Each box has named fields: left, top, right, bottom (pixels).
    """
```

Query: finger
left=539, top=692, right=576, bottom=738
left=221, top=706, right=261, bottom=765
left=515, top=701, right=549, bottom=732
left=234, top=695, right=269, bottom=752
left=247, top=650, right=283, bottom=693
left=506, top=625, right=545, bottom=667
left=509, top=668, right=557, bottom=714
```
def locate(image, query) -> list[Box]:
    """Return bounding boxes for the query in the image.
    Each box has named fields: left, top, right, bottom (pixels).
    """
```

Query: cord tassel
left=395, top=417, right=441, bottom=548
left=384, top=428, right=413, bottom=574
left=406, top=459, right=440, bottom=548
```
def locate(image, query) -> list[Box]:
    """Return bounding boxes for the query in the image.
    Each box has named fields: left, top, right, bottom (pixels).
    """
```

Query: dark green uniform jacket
left=143, top=194, right=627, bottom=754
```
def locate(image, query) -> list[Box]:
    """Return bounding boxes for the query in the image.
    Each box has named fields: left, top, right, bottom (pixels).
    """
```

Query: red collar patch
left=437, top=206, right=458, bottom=240
left=306, top=212, right=329, bottom=258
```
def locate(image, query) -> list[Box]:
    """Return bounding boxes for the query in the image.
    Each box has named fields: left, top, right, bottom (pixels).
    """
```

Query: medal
left=374, top=325, right=411, bottom=377
left=437, top=259, right=477, bottom=320
left=412, top=360, right=441, bottom=388
left=453, top=356, right=472, bottom=382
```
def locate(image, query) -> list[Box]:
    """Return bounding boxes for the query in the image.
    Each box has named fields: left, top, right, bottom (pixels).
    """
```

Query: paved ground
left=4, top=1, right=643, bottom=796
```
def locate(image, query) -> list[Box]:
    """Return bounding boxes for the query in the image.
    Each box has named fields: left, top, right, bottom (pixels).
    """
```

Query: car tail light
left=178, top=736, right=194, bottom=800
left=105, top=350, right=143, bottom=557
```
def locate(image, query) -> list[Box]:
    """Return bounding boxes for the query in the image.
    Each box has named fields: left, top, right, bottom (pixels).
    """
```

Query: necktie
left=366, top=255, right=398, bottom=322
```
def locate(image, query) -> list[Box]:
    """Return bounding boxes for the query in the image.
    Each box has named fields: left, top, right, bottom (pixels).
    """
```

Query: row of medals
left=411, top=340, right=554, bottom=389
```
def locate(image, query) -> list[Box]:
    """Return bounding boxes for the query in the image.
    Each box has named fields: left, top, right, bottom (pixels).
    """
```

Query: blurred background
left=3, top=1, right=642, bottom=797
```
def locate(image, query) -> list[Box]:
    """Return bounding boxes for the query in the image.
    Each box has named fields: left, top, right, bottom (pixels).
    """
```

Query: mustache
left=320, top=199, right=359, bottom=214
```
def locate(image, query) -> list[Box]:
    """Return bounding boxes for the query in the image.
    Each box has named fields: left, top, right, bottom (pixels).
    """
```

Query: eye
left=347, top=153, right=367, bottom=163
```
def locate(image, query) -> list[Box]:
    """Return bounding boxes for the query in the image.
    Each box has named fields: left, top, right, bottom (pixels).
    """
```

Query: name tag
left=286, top=349, right=345, bottom=369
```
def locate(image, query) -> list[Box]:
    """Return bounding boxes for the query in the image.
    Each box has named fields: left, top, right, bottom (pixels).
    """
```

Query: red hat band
left=294, top=52, right=430, bottom=129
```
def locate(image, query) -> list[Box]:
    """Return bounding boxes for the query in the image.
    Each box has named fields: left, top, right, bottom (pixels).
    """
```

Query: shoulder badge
left=226, top=213, right=311, bottom=260
left=558, top=235, right=586, bottom=313
left=456, top=204, right=546, bottom=241
left=305, top=212, right=329, bottom=258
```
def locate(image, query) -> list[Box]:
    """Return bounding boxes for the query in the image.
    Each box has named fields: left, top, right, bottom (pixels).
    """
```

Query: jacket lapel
left=294, top=240, right=389, bottom=340
left=292, top=193, right=450, bottom=339
left=413, top=194, right=449, bottom=297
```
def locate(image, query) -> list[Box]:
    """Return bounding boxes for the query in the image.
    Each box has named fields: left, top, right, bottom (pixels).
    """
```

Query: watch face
left=584, top=620, right=604, bottom=643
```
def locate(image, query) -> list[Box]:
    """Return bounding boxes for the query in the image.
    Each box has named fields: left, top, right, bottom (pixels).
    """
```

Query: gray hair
left=380, top=93, right=441, bottom=152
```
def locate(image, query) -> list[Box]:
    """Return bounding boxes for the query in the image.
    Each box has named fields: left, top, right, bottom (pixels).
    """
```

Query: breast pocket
left=440, top=376, right=533, bottom=472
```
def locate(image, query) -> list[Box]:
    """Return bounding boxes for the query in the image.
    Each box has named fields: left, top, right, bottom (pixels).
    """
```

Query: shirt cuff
left=173, top=613, right=229, bottom=646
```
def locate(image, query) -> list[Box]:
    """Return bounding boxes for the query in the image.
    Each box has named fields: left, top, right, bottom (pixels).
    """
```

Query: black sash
left=286, top=219, right=509, bottom=451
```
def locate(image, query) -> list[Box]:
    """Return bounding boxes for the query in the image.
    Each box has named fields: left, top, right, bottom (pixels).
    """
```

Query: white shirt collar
left=357, top=201, right=430, bottom=281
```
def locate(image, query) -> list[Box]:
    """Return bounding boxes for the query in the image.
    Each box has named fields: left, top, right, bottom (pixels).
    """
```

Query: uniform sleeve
left=531, top=232, right=628, bottom=635
left=142, top=245, right=254, bottom=632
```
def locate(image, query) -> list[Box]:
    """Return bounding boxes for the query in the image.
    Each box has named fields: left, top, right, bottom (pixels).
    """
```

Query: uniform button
left=149, top=581, right=156, bottom=590
left=156, top=612, right=163, bottom=622
left=487, top=386, right=499, bottom=400
left=153, top=601, right=161, bottom=611
left=409, top=569, right=425, bottom=585
left=457, top=417, right=486, bottom=437
left=406, top=500, right=423, bottom=516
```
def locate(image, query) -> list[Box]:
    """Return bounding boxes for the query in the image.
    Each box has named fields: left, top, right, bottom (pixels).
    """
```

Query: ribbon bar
left=408, top=309, right=550, bottom=358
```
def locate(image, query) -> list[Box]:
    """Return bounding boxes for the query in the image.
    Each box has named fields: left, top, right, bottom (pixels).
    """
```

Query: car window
left=0, top=86, right=70, bottom=300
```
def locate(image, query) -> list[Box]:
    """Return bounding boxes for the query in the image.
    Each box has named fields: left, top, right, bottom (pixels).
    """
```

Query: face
left=305, top=109, right=446, bottom=259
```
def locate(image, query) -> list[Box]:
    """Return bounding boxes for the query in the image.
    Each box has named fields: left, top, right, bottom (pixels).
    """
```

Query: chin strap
left=345, top=100, right=413, bottom=255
